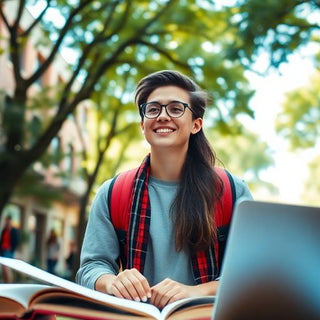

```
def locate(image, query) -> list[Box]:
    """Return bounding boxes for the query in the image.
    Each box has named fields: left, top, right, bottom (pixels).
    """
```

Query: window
left=51, top=136, right=62, bottom=165
left=65, top=143, right=74, bottom=174
left=35, top=53, right=45, bottom=87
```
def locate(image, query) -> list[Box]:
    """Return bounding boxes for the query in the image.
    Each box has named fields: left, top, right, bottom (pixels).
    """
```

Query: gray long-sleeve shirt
left=76, top=174, right=253, bottom=289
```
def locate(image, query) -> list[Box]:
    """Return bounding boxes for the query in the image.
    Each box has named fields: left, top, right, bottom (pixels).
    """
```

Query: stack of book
left=0, top=257, right=214, bottom=320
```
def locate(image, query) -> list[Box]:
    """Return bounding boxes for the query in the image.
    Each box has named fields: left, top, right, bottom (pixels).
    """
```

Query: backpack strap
left=108, top=168, right=138, bottom=268
left=108, top=166, right=236, bottom=273
left=214, top=167, right=235, bottom=225
left=214, top=167, right=236, bottom=274
left=108, top=167, right=138, bottom=230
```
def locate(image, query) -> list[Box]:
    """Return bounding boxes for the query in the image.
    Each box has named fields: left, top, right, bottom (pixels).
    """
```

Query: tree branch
left=12, top=0, right=26, bottom=35
left=22, top=0, right=52, bottom=37
left=0, top=3, right=10, bottom=30
left=55, top=1, right=126, bottom=113
left=25, top=0, right=94, bottom=88
left=137, top=39, right=191, bottom=68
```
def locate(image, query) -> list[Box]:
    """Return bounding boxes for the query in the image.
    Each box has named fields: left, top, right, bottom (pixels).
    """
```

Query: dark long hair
left=135, top=70, right=223, bottom=252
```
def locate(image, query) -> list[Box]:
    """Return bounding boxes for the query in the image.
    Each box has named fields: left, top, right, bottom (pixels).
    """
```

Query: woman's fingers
left=111, top=268, right=151, bottom=302
left=151, top=278, right=188, bottom=309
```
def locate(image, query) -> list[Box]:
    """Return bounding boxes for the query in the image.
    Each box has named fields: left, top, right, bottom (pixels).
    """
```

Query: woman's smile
left=154, top=127, right=175, bottom=134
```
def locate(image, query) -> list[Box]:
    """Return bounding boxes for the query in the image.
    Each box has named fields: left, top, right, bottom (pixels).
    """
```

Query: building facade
left=0, top=2, right=90, bottom=276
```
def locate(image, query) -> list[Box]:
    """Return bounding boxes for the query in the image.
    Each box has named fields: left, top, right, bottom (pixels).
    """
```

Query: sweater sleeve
left=232, top=174, right=253, bottom=204
left=75, top=180, right=120, bottom=290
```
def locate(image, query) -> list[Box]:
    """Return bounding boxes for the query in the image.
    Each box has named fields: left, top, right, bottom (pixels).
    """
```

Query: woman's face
left=140, top=86, right=202, bottom=152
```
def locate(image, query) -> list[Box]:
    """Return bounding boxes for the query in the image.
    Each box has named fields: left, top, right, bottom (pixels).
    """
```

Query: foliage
left=301, top=156, right=320, bottom=206
left=276, top=72, right=320, bottom=150
left=0, top=0, right=260, bottom=217
left=275, top=65, right=320, bottom=206
left=206, top=127, right=275, bottom=192
left=228, top=0, right=320, bottom=204
left=228, top=0, right=320, bottom=71
left=14, top=168, right=63, bottom=207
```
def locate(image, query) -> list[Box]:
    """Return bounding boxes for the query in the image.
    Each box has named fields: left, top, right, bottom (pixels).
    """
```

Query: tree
left=227, top=0, right=320, bottom=204
left=276, top=70, right=320, bottom=205
left=0, top=0, right=257, bottom=219
left=71, top=70, right=142, bottom=274
left=207, top=127, right=276, bottom=191
left=276, top=72, right=320, bottom=150
left=227, top=0, right=320, bottom=71
left=301, top=156, right=320, bottom=206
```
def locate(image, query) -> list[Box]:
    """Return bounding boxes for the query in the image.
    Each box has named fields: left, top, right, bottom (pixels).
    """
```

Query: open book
left=0, top=257, right=214, bottom=320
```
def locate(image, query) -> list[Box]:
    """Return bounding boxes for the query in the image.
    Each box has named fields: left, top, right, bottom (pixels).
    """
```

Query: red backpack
left=108, top=167, right=235, bottom=276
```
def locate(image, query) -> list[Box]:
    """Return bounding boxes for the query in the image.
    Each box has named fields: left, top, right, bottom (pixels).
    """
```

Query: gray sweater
left=76, top=174, right=253, bottom=289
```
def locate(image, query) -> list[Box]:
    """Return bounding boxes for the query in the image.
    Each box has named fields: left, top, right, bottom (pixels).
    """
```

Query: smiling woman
left=76, top=70, right=253, bottom=310
left=139, top=85, right=202, bottom=159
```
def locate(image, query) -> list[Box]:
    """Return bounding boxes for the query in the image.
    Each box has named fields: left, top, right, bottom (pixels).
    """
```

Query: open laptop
left=212, top=200, right=320, bottom=320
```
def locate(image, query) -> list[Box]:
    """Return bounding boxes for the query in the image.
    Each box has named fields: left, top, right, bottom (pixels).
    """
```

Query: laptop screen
left=212, top=200, right=320, bottom=320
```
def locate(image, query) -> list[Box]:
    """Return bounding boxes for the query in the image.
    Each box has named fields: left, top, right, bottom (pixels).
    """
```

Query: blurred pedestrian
left=0, top=215, right=20, bottom=282
left=46, top=229, right=60, bottom=275
left=65, top=241, right=76, bottom=279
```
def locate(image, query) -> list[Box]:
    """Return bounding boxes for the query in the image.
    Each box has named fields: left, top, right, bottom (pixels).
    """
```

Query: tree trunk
left=0, top=153, right=27, bottom=218
left=72, top=172, right=97, bottom=281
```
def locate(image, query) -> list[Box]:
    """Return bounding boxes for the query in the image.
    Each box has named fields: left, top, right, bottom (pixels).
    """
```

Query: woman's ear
left=191, top=117, right=203, bottom=134
left=141, top=121, right=145, bottom=134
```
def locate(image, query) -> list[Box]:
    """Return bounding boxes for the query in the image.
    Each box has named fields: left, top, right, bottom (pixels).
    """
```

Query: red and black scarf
left=127, top=155, right=216, bottom=284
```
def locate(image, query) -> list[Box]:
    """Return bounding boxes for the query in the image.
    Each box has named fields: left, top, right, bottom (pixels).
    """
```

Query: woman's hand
left=150, top=278, right=197, bottom=309
left=96, top=269, right=151, bottom=302
left=150, top=278, right=219, bottom=309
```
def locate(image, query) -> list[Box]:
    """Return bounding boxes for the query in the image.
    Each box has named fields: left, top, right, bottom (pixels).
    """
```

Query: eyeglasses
left=140, top=101, right=193, bottom=119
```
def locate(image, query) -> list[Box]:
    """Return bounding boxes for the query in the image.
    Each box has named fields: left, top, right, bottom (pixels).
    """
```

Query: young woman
left=76, top=70, right=252, bottom=309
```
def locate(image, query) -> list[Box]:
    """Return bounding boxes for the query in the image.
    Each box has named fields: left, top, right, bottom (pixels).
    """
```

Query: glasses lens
left=145, top=102, right=161, bottom=118
left=143, top=101, right=187, bottom=118
left=167, top=102, right=185, bottom=118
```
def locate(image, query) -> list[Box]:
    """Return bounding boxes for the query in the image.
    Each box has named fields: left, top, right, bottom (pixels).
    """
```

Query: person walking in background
left=65, top=241, right=76, bottom=279
left=76, top=70, right=253, bottom=309
left=46, top=229, right=60, bottom=275
left=0, top=215, right=20, bottom=282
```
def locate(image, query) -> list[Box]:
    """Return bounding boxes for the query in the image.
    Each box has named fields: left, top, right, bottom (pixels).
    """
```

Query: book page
left=160, top=296, right=215, bottom=320
left=31, top=303, right=157, bottom=320
left=166, top=304, right=213, bottom=320
left=0, top=284, right=51, bottom=308
left=0, top=258, right=215, bottom=320
left=30, top=289, right=157, bottom=319
left=0, top=283, right=53, bottom=318
left=0, top=257, right=160, bottom=318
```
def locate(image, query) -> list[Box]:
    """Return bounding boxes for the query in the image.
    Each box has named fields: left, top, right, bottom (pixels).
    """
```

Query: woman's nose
left=157, top=106, right=170, bottom=120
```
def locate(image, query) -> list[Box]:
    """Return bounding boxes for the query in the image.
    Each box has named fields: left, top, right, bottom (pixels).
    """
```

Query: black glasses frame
left=139, top=101, right=193, bottom=119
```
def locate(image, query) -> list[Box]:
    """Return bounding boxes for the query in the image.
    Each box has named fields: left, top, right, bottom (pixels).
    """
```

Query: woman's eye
left=169, top=105, right=183, bottom=113
left=148, top=107, right=160, bottom=113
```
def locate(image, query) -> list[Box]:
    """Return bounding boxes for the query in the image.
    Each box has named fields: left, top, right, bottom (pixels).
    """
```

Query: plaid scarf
left=127, top=154, right=216, bottom=284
